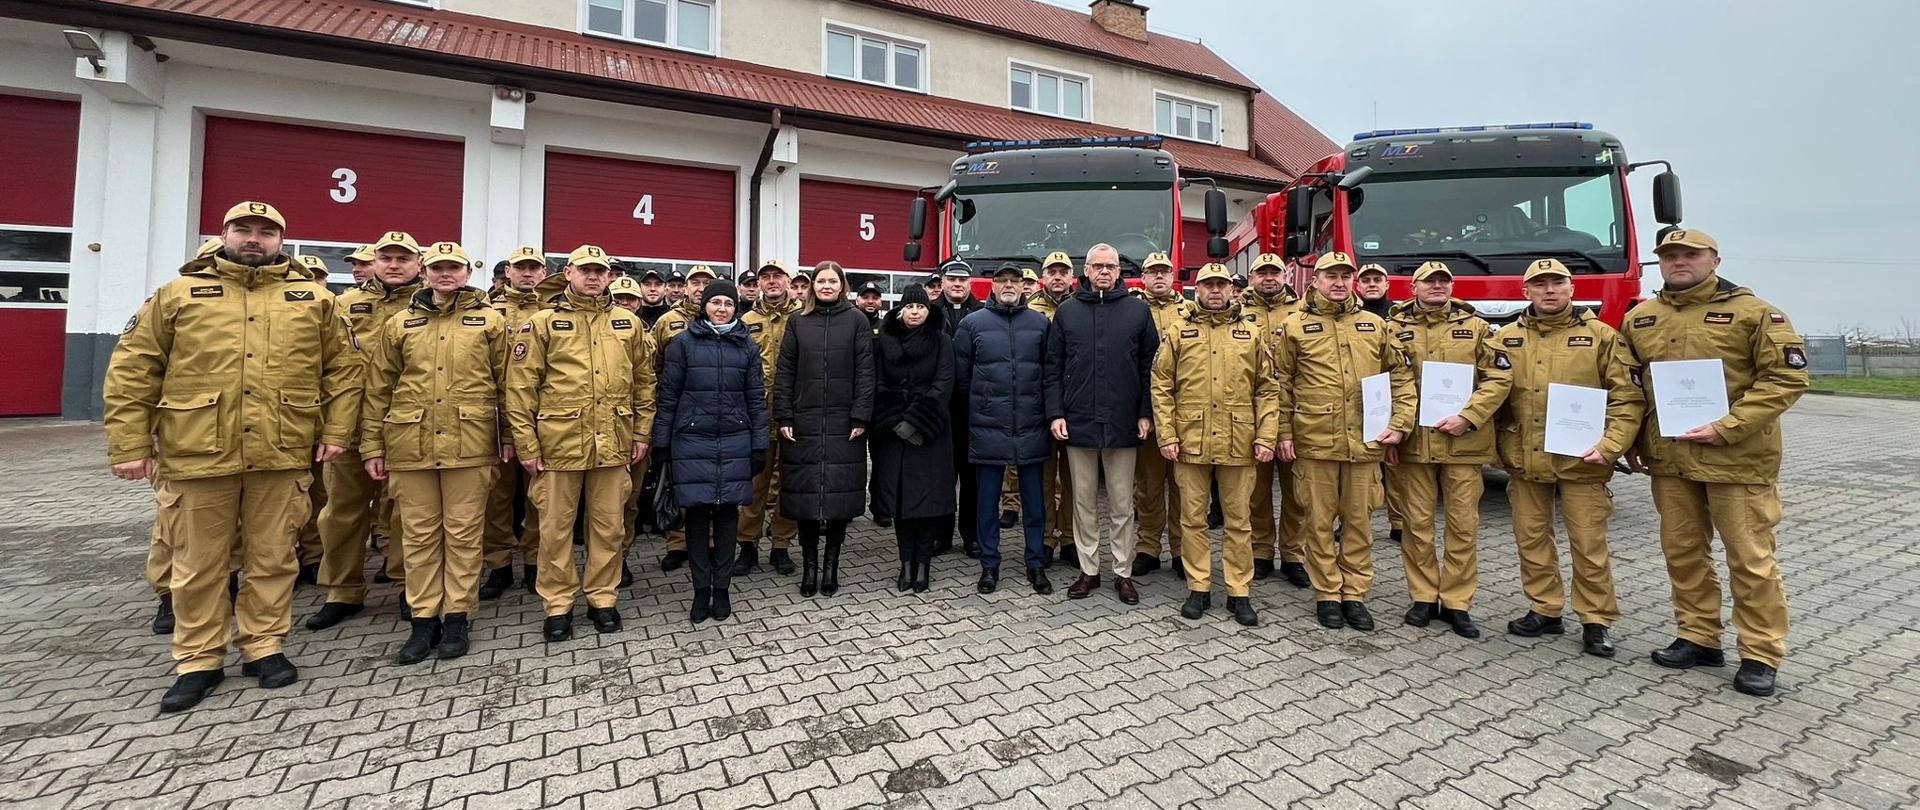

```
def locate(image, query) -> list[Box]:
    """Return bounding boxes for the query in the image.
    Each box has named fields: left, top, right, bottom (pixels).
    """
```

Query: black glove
left=750, top=449, right=766, bottom=476
left=894, top=421, right=924, bottom=446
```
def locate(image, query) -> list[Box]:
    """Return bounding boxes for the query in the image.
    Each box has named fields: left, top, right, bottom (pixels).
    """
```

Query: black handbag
left=651, top=458, right=683, bottom=531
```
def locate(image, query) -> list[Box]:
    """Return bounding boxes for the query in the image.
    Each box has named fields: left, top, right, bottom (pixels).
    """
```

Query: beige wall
left=438, top=0, right=1251, bottom=149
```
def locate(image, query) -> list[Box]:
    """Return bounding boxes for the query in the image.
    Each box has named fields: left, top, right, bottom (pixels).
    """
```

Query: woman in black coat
left=653, top=280, right=767, bottom=623
left=868, top=285, right=955, bottom=592
left=774, top=262, right=876, bottom=597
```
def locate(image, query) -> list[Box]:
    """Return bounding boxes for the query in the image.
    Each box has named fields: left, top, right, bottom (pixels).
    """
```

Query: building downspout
left=748, top=108, right=783, bottom=270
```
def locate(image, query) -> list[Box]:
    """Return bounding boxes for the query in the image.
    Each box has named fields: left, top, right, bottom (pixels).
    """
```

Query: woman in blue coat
left=652, top=280, right=767, bottom=623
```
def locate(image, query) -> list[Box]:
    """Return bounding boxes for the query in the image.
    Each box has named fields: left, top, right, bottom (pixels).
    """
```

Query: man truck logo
left=959, top=160, right=1000, bottom=176
left=1381, top=144, right=1421, bottom=158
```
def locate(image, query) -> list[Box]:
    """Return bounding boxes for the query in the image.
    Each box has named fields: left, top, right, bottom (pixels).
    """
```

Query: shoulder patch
left=1567, top=335, right=1595, bottom=347
left=1179, top=328, right=1200, bottom=339
left=403, top=316, right=429, bottom=328
left=512, top=342, right=528, bottom=360
left=1302, top=322, right=1324, bottom=334
left=1784, top=346, right=1807, bottom=368
left=1632, top=314, right=1657, bottom=328
left=1770, top=312, right=1787, bottom=324
left=1355, top=321, right=1376, bottom=332
left=349, top=301, right=373, bottom=315
left=667, top=320, right=686, bottom=332
left=1232, top=328, right=1252, bottom=340
left=1451, top=328, right=1475, bottom=340
left=611, top=318, right=632, bottom=330
left=462, top=315, right=488, bottom=326
left=519, top=323, right=533, bottom=333
left=1502, top=337, right=1525, bottom=347
left=552, top=319, right=574, bottom=331
left=1397, top=330, right=1416, bottom=342
left=747, top=322, right=764, bottom=333
left=121, top=313, right=139, bottom=335
left=1704, top=311, right=1734, bottom=325
left=1493, top=350, right=1511, bottom=370
left=284, top=289, right=316, bottom=302
left=189, top=285, right=223, bottom=298
left=1630, top=367, right=1645, bottom=387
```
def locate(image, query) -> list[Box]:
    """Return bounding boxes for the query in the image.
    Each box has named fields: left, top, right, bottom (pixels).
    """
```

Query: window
left=1155, top=94, right=1220, bottom=143
left=0, top=224, right=72, bottom=305
left=823, top=24, right=924, bottom=92
left=1010, top=62, right=1088, bottom=120
left=584, top=0, right=715, bottom=53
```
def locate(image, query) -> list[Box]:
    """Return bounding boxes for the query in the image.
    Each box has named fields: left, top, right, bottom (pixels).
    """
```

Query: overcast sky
left=1121, top=0, right=1920, bottom=336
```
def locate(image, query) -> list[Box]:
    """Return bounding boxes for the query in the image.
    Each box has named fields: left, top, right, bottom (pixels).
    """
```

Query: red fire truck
left=1224, top=122, right=1683, bottom=326
left=905, top=135, right=1227, bottom=294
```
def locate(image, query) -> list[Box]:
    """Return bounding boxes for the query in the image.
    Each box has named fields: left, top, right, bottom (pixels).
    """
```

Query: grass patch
left=1810, top=376, right=1920, bottom=399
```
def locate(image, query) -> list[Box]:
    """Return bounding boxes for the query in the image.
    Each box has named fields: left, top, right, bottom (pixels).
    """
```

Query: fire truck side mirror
left=1204, top=187, right=1229, bottom=236
left=1207, top=236, right=1229, bottom=260
left=1653, top=171, right=1682, bottom=225
left=908, top=197, right=928, bottom=241
left=1284, top=187, right=1314, bottom=233
left=1336, top=165, right=1374, bottom=190
left=903, top=242, right=922, bottom=264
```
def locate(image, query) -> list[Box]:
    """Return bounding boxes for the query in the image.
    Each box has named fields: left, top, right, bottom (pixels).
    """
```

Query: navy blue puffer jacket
left=652, top=317, right=768, bottom=506
left=953, top=297, right=1053, bottom=466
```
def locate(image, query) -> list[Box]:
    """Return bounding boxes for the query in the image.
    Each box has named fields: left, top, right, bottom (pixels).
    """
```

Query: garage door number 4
left=632, top=195, right=655, bottom=226
left=330, top=167, right=358, bottom=204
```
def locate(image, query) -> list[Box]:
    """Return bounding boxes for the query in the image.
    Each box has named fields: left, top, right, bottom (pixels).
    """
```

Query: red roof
left=1251, top=93, right=1340, bottom=179
left=41, top=0, right=1319, bottom=185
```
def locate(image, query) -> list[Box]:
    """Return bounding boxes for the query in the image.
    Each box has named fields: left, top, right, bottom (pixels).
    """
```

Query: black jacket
left=868, top=295, right=955, bottom=520
left=1045, top=285, right=1157, bottom=448
left=953, top=296, right=1053, bottom=465
left=939, top=293, right=982, bottom=336
left=774, top=298, right=876, bottom=521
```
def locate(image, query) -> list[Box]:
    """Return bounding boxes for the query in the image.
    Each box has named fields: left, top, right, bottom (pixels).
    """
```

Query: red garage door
left=199, top=117, right=464, bottom=244
left=544, top=152, right=735, bottom=266
left=0, top=94, right=80, bottom=416
left=799, top=179, right=921, bottom=272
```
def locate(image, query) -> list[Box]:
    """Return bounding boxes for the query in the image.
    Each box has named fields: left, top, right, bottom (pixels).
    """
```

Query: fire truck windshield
left=950, top=187, right=1172, bottom=271
left=1349, top=168, right=1628, bottom=273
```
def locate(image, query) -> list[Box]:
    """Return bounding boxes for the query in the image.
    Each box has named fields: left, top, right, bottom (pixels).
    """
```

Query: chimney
left=1089, top=0, right=1148, bottom=42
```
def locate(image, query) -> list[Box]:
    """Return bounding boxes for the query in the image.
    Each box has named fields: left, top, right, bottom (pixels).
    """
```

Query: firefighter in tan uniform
left=649, top=264, right=714, bottom=569
left=290, top=255, right=335, bottom=580
left=481, top=246, right=552, bottom=598
left=105, top=201, right=359, bottom=712
left=609, top=275, right=651, bottom=588
left=1129, top=252, right=1186, bottom=578
left=737, top=259, right=803, bottom=576
left=1021, top=251, right=1075, bottom=563
left=1621, top=229, right=1806, bottom=697
left=1384, top=262, right=1509, bottom=639
left=1272, top=251, right=1417, bottom=632
left=361, top=242, right=508, bottom=664
left=1153, top=263, right=1279, bottom=626
left=1240, top=252, right=1310, bottom=588
left=1494, top=258, right=1644, bottom=659
left=307, top=232, right=422, bottom=630
left=507, top=245, right=654, bottom=642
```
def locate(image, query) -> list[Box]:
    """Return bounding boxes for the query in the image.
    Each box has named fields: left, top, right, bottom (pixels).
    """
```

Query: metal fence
left=1805, top=335, right=1920, bottom=377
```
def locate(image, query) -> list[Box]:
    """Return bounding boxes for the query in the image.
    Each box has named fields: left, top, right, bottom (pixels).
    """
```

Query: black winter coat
left=774, top=299, right=876, bottom=521
left=652, top=318, right=767, bottom=506
left=1045, top=286, right=1157, bottom=448
left=869, top=306, right=955, bottom=520
left=953, top=297, right=1053, bottom=466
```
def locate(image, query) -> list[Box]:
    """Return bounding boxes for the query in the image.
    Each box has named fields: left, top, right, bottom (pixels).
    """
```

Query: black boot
left=1507, top=611, right=1566, bottom=638
left=1180, top=591, right=1210, bottom=620
left=395, top=618, right=440, bottom=665
left=478, top=566, right=513, bottom=600
left=912, top=538, right=934, bottom=593
left=690, top=588, right=712, bottom=623
left=619, top=562, right=634, bottom=588
left=1582, top=623, right=1615, bottom=658
left=963, top=537, right=979, bottom=559
left=999, top=508, right=1018, bottom=529
left=1341, top=601, right=1375, bottom=631
left=588, top=606, right=623, bottom=633
left=244, top=653, right=298, bottom=688
left=1443, top=608, right=1481, bottom=639
left=1404, top=601, right=1438, bottom=628
left=438, top=614, right=470, bottom=659
left=522, top=563, right=537, bottom=594
left=152, top=594, right=174, bottom=635
left=1253, top=559, right=1274, bottom=581
left=1027, top=567, right=1053, bottom=595
left=710, top=589, right=732, bottom=621
left=800, top=545, right=820, bottom=597
left=1131, top=553, right=1160, bottom=577
left=820, top=538, right=842, bottom=596
left=896, top=537, right=913, bottom=592
left=297, top=563, right=319, bottom=586
left=660, top=549, right=687, bottom=572
left=770, top=548, right=796, bottom=575
left=1228, top=596, right=1258, bottom=627
left=1651, top=638, right=1726, bottom=669
left=1280, top=562, right=1310, bottom=589
left=733, top=544, right=758, bottom=576
left=1734, top=660, right=1777, bottom=697
left=977, top=566, right=999, bottom=594
left=1316, top=600, right=1345, bottom=629
left=543, top=614, right=573, bottom=642
left=305, top=601, right=364, bottom=630
left=159, top=670, right=223, bottom=712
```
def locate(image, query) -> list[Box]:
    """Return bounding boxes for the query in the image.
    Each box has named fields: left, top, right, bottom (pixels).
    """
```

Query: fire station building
left=0, top=0, right=1333, bottom=419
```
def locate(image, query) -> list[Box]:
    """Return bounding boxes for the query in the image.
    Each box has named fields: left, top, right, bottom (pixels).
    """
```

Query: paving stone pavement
left=1, top=393, right=1917, bottom=810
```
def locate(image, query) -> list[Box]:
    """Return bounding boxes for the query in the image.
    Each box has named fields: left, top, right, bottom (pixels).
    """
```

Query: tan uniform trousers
left=1066, top=446, right=1137, bottom=578
left=1651, top=477, right=1790, bottom=668
left=1507, top=478, right=1620, bottom=627
left=483, top=459, right=540, bottom=570
left=1174, top=463, right=1256, bottom=597
left=533, top=466, right=630, bottom=616
left=296, top=460, right=326, bottom=565
left=1132, top=443, right=1183, bottom=558
left=736, top=439, right=797, bottom=549
left=317, top=449, right=405, bottom=603
left=624, top=457, right=647, bottom=554
left=1387, top=461, right=1483, bottom=610
left=155, top=470, right=308, bottom=674
left=147, top=477, right=242, bottom=595
left=1294, top=458, right=1379, bottom=602
left=1251, top=460, right=1307, bottom=564
left=389, top=466, right=497, bottom=618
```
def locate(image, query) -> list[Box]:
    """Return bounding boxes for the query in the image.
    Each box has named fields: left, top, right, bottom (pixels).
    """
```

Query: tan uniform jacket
left=1150, top=301, right=1281, bottom=465
left=361, top=288, right=510, bottom=471
left=104, top=254, right=360, bottom=479
left=1241, top=286, right=1301, bottom=335
left=1386, top=298, right=1509, bottom=464
left=1028, top=289, right=1069, bottom=320
left=1133, top=288, right=1189, bottom=338
left=1271, top=289, right=1417, bottom=462
left=505, top=291, right=654, bottom=470
left=1490, top=307, right=1645, bottom=483
left=490, top=286, right=550, bottom=332
left=742, top=297, right=804, bottom=401
left=648, top=299, right=702, bottom=370
left=1619, top=274, right=1807, bottom=484
left=337, top=277, right=425, bottom=446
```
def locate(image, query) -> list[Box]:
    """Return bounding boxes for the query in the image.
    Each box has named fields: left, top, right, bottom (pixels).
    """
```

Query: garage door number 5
left=329, top=168, right=358, bottom=204
left=859, top=213, right=875, bottom=241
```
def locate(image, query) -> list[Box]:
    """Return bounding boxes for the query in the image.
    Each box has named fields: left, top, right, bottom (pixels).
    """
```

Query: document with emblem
left=1362, top=372, right=1392, bottom=440
left=1417, top=361, right=1475, bottom=427
left=1649, top=359, right=1730, bottom=437
left=1544, top=383, right=1607, bottom=457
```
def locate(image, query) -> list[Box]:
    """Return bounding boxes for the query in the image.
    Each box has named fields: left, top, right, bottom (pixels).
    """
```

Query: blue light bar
left=964, top=134, right=1164, bottom=153
left=1352, top=122, right=1594, bottom=140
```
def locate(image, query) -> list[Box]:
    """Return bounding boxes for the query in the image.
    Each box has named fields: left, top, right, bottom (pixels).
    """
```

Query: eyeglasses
left=1086, top=262, right=1120, bottom=271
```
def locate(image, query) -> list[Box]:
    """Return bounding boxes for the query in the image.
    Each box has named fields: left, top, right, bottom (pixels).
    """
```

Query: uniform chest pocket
left=274, top=390, right=321, bottom=450
left=456, top=404, right=497, bottom=459
left=156, top=391, right=223, bottom=456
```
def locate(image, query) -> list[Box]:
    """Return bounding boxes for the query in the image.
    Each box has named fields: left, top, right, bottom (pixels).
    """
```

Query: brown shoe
left=1066, top=573, right=1100, bottom=599
left=1114, top=577, right=1139, bottom=605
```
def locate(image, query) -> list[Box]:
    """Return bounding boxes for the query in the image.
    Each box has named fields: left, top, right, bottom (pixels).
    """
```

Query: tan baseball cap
left=222, top=201, right=285, bottom=230
left=1020, top=268, right=1039, bottom=282
left=1250, top=252, right=1285, bottom=272
left=346, top=244, right=377, bottom=263
left=567, top=244, right=612, bottom=269
left=686, top=264, right=717, bottom=281
left=756, top=258, right=789, bottom=276
left=1142, top=252, right=1173, bottom=270
left=1313, top=252, right=1358, bottom=273
left=1193, top=263, right=1234, bottom=284
left=1655, top=228, right=1719, bottom=254
left=1357, top=263, right=1388, bottom=278
left=422, top=241, right=472, bottom=268
left=1043, top=251, right=1073, bottom=270
left=607, top=276, right=643, bottom=297
left=506, top=245, right=545, bottom=266
left=1412, top=261, right=1452, bottom=282
left=295, top=254, right=329, bottom=278
left=1522, top=258, right=1573, bottom=282
left=372, top=231, right=421, bottom=254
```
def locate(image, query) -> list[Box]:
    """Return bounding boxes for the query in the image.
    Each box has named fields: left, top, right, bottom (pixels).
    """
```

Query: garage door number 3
left=329, top=167, right=358, bottom=204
